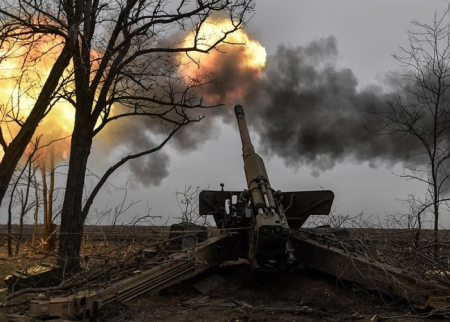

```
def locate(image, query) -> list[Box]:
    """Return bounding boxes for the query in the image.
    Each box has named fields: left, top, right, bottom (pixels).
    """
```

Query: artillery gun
left=199, top=105, right=334, bottom=269
left=26, top=105, right=450, bottom=320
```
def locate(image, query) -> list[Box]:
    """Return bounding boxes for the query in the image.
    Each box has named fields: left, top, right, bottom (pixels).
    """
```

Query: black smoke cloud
left=214, top=37, right=432, bottom=174
left=125, top=127, right=171, bottom=188
left=101, top=34, right=429, bottom=189
left=128, top=150, right=170, bottom=188
left=193, top=36, right=423, bottom=175
left=248, top=37, right=415, bottom=172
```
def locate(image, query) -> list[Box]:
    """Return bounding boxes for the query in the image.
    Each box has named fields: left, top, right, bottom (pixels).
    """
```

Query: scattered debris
left=4, top=263, right=60, bottom=292
left=27, top=235, right=234, bottom=320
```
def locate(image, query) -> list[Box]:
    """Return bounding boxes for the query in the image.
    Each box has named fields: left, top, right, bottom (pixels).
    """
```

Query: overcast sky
left=81, top=0, right=449, bottom=228
left=50, top=1, right=450, bottom=227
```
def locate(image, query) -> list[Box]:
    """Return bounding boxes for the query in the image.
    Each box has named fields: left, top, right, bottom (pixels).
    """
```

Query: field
left=0, top=225, right=449, bottom=321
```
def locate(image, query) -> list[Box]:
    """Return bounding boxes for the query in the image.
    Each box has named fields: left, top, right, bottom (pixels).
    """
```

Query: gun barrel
left=235, top=105, right=255, bottom=157
left=234, top=105, right=275, bottom=210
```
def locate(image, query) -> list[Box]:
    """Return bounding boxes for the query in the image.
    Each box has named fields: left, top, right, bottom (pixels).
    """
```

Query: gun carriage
left=199, top=105, right=334, bottom=269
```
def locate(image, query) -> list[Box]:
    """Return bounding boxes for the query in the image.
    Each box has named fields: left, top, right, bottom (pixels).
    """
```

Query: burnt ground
left=98, top=263, right=439, bottom=322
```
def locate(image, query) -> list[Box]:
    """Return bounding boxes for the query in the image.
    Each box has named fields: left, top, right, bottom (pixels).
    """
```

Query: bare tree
left=1, top=0, right=254, bottom=273
left=40, top=149, right=58, bottom=252
left=367, top=5, right=450, bottom=255
left=175, top=185, right=209, bottom=226
left=6, top=141, right=39, bottom=256
left=31, top=171, right=40, bottom=248
left=62, top=0, right=254, bottom=273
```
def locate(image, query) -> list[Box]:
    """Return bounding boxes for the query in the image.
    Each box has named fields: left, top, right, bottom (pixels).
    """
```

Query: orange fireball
left=179, top=18, right=266, bottom=105
left=0, top=33, right=74, bottom=163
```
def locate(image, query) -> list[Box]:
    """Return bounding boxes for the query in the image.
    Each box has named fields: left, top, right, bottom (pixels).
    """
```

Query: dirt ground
left=97, top=263, right=437, bottom=322
left=0, top=228, right=449, bottom=322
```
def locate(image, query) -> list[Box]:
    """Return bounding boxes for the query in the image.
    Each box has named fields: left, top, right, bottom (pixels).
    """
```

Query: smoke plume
left=195, top=36, right=429, bottom=176
left=103, top=33, right=430, bottom=188
left=94, top=114, right=171, bottom=187
left=248, top=37, right=414, bottom=172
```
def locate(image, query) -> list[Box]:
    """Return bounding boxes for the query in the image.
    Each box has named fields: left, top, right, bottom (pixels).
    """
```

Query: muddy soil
left=98, top=264, right=433, bottom=322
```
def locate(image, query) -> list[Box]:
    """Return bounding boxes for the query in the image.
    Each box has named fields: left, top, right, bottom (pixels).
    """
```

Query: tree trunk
left=7, top=206, right=12, bottom=257
left=15, top=202, right=24, bottom=255
left=41, top=151, right=57, bottom=252
left=58, top=117, right=93, bottom=274
left=31, top=175, right=39, bottom=248
left=40, top=164, right=49, bottom=247
left=434, top=200, right=439, bottom=258
left=47, top=152, right=57, bottom=251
